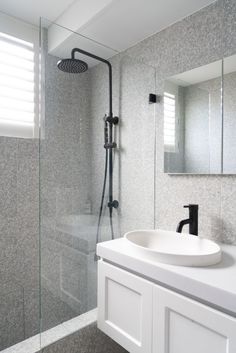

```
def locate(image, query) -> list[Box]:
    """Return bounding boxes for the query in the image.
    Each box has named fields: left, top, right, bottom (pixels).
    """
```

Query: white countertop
left=97, top=238, right=236, bottom=316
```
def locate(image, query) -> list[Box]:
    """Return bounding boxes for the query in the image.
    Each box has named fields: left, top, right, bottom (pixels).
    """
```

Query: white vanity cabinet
left=98, top=260, right=236, bottom=353
left=153, top=286, right=236, bottom=353
left=97, top=260, right=153, bottom=353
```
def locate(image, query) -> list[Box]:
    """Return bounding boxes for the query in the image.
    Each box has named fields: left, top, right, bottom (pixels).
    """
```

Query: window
left=164, top=92, right=176, bottom=152
left=0, top=31, right=37, bottom=138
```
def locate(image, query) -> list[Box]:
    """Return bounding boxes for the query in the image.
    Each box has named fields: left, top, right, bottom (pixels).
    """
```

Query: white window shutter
left=164, top=92, right=176, bottom=152
left=0, top=32, right=36, bottom=138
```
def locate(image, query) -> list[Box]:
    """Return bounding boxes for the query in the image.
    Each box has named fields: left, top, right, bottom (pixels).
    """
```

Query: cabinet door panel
left=153, top=285, right=236, bottom=353
left=98, top=261, right=152, bottom=353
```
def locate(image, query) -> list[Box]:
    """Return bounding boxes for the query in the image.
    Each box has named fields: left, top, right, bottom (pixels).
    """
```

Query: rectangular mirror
left=164, top=60, right=222, bottom=174
left=223, top=54, right=236, bottom=174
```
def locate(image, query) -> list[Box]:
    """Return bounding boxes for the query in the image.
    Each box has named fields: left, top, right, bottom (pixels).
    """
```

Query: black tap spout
left=176, top=204, right=199, bottom=236
left=176, top=219, right=190, bottom=233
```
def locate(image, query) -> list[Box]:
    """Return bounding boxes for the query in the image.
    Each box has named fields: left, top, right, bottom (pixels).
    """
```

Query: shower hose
left=94, top=149, right=115, bottom=261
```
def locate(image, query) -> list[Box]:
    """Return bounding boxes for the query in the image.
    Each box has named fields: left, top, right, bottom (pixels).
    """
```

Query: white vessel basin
left=124, top=229, right=222, bottom=267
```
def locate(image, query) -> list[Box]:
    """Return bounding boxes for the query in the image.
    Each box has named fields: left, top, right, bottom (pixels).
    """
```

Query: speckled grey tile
left=155, top=174, right=222, bottom=239
left=0, top=136, right=40, bottom=350
left=23, top=288, right=40, bottom=339
left=17, top=139, right=39, bottom=159
left=41, top=323, right=127, bottom=353
left=17, top=157, right=39, bottom=234
left=40, top=286, right=79, bottom=333
left=223, top=0, right=236, bottom=57
left=220, top=176, right=236, bottom=244
left=0, top=155, right=17, bottom=218
left=0, top=282, right=25, bottom=350
left=0, top=137, right=18, bottom=158
left=125, top=1, right=223, bottom=78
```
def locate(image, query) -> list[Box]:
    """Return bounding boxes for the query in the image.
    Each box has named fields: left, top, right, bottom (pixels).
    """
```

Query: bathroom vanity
left=97, top=237, right=236, bottom=353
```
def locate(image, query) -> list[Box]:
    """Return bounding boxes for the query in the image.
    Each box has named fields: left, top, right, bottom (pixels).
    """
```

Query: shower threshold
left=1, top=309, right=97, bottom=353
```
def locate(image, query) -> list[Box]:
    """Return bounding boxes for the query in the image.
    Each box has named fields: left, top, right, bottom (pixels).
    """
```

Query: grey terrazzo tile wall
left=223, top=0, right=236, bottom=57
left=124, top=0, right=236, bottom=245
left=0, top=137, right=39, bottom=350
left=89, top=55, right=156, bottom=241
left=118, top=57, right=156, bottom=234
left=89, top=0, right=236, bottom=248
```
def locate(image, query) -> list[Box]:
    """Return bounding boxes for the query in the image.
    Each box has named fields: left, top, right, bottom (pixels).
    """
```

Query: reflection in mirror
left=223, top=54, right=236, bottom=174
left=164, top=60, right=222, bottom=174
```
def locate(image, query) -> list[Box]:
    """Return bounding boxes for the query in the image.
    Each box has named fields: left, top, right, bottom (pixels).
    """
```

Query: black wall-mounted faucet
left=176, top=204, right=199, bottom=236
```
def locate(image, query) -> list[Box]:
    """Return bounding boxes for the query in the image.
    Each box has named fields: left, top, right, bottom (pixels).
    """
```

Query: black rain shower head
left=57, top=58, right=88, bottom=73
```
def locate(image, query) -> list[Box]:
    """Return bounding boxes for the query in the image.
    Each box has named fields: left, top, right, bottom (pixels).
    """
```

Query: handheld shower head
left=57, top=58, right=88, bottom=73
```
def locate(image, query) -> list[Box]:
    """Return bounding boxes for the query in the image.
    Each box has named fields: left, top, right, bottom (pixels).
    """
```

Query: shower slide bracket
left=106, top=116, right=119, bottom=125
left=104, top=142, right=117, bottom=149
left=108, top=200, right=119, bottom=209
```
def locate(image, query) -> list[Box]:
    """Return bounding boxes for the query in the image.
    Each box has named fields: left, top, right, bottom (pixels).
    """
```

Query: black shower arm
left=71, top=48, right=112, bottom=116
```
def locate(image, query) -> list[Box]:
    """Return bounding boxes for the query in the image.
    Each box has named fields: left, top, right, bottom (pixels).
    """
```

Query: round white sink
left=124, top=229, right=222, bottom=267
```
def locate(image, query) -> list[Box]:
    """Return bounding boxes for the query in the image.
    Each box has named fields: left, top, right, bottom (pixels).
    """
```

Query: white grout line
left=1, top=309, right=97, bottom=353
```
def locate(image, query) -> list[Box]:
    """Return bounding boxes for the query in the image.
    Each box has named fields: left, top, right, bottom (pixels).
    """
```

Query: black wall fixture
left=149, top=93, right=161, bottom=104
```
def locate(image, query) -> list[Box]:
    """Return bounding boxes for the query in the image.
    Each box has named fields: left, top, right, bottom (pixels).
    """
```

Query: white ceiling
left=0, top=0, right=216, bottom=56
left=78, top=0, right=216, bottom=52
left=0, top=0, right=75, bottom=27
